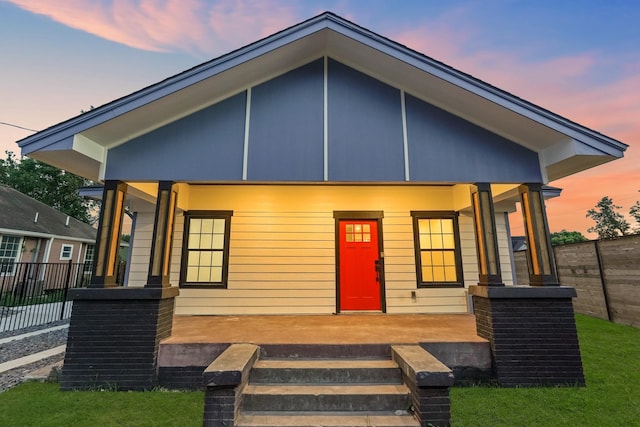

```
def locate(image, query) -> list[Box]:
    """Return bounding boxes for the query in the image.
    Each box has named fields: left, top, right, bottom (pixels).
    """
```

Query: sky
left=0, top=0, right=638, bottom=238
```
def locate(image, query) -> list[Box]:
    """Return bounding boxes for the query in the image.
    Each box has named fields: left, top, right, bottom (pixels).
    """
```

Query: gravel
left=0, top=321, right=69, bottom=393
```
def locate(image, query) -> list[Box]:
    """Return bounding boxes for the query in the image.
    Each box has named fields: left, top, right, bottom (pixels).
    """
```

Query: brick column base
left=61, top=287, right=179, bottom=391
left=469, top=286, right=585, bottom=387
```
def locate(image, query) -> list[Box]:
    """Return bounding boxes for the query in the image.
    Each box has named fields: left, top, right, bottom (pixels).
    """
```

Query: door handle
left=374, top=259, right=382, bottom=283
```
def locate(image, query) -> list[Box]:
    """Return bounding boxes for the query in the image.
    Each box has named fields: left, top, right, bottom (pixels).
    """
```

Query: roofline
left=0, top=228, right=95, bottom=243
left=18, top=12, right=627, bottom=157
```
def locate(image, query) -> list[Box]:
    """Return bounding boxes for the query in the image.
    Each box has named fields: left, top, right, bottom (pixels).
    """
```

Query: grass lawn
left=451, top=314, right=640, bottom=426
left=0, top=314, right=637, bottom=426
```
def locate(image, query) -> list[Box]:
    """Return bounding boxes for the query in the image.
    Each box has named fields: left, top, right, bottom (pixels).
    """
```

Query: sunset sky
left=0, top=0, right=638, bottom=238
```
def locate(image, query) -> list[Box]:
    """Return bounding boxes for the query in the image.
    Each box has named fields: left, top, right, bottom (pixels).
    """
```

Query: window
left=84, top=245, right=95, bottom=272
left=180, top=211, right=232, bottom=288
left=0, top=235, right=21, bottom=275
left=411, top=212, right=463, bottom=287
left=60, top=244, right=74, bottom=260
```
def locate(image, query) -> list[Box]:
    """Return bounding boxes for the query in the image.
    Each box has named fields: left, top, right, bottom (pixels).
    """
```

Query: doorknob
left=374, top=259, right=382, bottom=283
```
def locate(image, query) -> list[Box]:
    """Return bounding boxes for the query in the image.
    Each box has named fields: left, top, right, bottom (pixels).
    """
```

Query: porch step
left=236, top=411, right=419, bottom=427
left=237, top=354, right=416, bottom=425
left=249, top=359, right=402, bottom=384
left=241, top=384, right=412, bottom=412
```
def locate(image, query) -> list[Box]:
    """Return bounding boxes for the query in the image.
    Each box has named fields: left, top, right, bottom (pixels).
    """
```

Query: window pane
left=430, top=219, right=442, bottom=234
left=213, top=219, right=225, bottom=234
left=443, top=251, right=456, bottom=265
left=421, top=251, right=432, bottom=267
left=212, top=234, right=224, bottom=250
left=418, top=219, right=430, bottom=233
left=200, top=234, right=212, bottom=249
left=419, top=234, right=431, bottom=249
left=422, top=267, right=433, bottom=282
left=441, top=219, right=454, bottom=234
left=187, top=252, right=199, bottom=267
left=198, top=251, right=212, bottom=267
left=187, top=266, right=199, bottom=282
left=212, top=251, right=223, bottom=267
left=432, top=251, right=444, bottom=266
left=210, top=267, right=223, bottom=283
left=190, top=219, right=202, bottom=234
left=346, top=234, right=353, bottom=242
left=198, top=266, right=210, bottom=282
left=431, top=235, right=443, bottom=249
left=363, top=224, right=370, bottom=232
left=346, top=224, right=353, bottom=232
left=363, top=233, right=371, bottom=242
left=442, top=234, right=455, bottom=249
left=188, top=234, right=200, bottom=250
left=433, top=267, right=445, bottom=282
left=444, top=266, right=457, bottom=281
left=201, top=219, right=214, bottom=233
left=355, top=233, right=362, bottom=242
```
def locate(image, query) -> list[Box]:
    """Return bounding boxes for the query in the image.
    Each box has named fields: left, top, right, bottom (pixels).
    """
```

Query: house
left=0, top=184, right=96, bottom=279
left=16, top=11, right=627, bottom=400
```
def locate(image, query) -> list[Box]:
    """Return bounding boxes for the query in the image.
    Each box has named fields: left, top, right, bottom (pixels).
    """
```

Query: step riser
left=250, top=367, right=402, bottom=384
left=242, top=394, right=411, bottom=412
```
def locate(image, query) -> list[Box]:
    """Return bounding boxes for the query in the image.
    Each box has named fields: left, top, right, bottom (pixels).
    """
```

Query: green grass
left=0, top=315, right=637, bottom=426
left=0, top=385, right=204, bottom=426
left=451, top=314, right=640, bottom=426
left=0, top=289, right=67, bottom=307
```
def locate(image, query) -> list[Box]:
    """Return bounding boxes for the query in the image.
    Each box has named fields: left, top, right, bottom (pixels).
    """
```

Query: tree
left=0, top=151, right=98, bottom=224
left=550, top=230, right=588, bottom=246
left=586, top=196, right=630, bottom=239
left=630, top=201, right=640, bottom=233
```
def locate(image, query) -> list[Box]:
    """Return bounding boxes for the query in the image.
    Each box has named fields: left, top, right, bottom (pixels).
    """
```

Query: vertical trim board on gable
left=327, top=59, right=405, bottom=182
left=247, top=59, right=324, bottom=181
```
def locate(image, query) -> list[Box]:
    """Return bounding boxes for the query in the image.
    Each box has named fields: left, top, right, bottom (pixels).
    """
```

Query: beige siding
left=127, top=210, right=154, bottom=287
left=167, top=185, right=477, bottom=315
left=495, top=212, right=515, bottom=286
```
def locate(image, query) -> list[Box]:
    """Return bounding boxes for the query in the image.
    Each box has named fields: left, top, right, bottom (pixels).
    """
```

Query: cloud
left=5, top=0, right=298, bottom=56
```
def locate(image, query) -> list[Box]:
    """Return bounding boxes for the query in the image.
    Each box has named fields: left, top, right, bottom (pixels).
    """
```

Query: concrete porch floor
left=163, top=313, right=486, bottom=344
left=157, top=314, right=492, bottom=388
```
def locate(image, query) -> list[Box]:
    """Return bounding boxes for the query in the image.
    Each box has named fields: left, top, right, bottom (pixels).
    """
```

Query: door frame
left=333, top=210, right=386, bottom=313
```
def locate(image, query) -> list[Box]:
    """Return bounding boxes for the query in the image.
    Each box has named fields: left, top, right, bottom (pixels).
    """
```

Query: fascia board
left=0, top=228, right=94, bottom=243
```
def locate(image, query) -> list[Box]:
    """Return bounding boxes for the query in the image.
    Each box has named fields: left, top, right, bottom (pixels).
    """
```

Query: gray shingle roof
left=0, top=185, right=96, bottom=241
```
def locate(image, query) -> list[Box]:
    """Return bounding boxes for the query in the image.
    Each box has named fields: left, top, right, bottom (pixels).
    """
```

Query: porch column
left=470, top=183, right=504, bottom=286
left=518, top=183, right=559, bottom=286
left=469, top=182, right=585, bottom=387
left=147, top=181, right=179, bottom=287
left=90, top=180, right=127, bottom=287
left=61, top=180, right=179, bottom=391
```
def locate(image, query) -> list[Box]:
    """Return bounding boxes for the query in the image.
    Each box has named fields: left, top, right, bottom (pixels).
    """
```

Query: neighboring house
left=17, top=13, right=627, bottom=392
left=0, top=184, right=96, bottom=277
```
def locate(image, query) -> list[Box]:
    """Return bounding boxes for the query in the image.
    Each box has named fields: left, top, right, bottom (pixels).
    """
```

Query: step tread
left=244, top=384, right=409, bottom=395
left=237, top=411, right=419, bottom=427
left=254, top=360, right=398, bottom=369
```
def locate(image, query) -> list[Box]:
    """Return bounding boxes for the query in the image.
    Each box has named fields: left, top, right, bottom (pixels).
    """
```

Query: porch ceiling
left=18, top=13, right=626, bottom=183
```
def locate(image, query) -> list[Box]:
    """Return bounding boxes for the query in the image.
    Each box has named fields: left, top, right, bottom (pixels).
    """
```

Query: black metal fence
left=0, top=260, right=125, bottom=333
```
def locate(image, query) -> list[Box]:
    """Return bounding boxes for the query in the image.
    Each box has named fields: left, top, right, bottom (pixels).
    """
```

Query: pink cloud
left=5, top=0, right=298, bottom=56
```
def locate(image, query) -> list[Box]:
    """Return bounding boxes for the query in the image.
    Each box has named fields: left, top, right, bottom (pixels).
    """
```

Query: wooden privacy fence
left=514, top=234, right=640, bottom=327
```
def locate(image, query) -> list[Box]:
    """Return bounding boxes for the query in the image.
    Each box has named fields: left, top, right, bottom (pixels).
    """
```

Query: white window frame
left=0, top=235, right=22, bottom=275
left=60, top=244, right=74, bottom=261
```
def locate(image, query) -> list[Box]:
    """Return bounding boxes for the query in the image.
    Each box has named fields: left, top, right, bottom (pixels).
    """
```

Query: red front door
left=338, top=220, right=382, bottom=311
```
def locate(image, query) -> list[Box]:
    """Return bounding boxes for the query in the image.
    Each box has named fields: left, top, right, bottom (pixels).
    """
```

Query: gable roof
left=17, top=12, right=626, bottom=183
left=0, top=185, right=96, bottom=242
